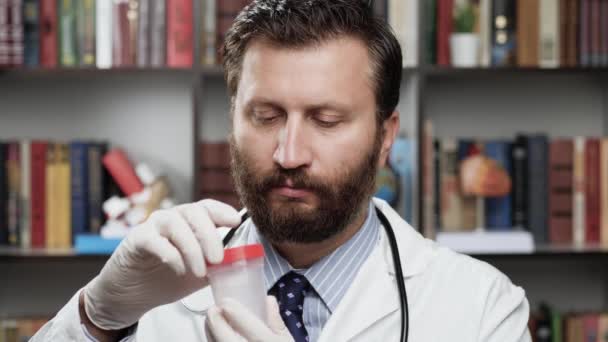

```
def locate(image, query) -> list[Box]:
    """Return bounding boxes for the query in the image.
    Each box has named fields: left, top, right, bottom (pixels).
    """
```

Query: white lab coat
left=32, top=198, right=532, bottom=341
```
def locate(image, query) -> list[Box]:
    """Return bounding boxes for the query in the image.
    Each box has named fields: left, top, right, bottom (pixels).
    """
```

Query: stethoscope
left=182, top=205, right=409, bottom=342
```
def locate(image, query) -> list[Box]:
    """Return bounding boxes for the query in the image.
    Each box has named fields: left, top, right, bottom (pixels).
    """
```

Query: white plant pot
left=450, top=33, right=479, bottom=67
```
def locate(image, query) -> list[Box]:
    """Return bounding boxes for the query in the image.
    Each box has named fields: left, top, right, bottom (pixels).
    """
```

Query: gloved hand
left=205, top=296, right=294, bottom=342
left=83, top=199, right=241, bottom=330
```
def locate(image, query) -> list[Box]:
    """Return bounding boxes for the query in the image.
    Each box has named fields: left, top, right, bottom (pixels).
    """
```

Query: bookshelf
left=1, top=0, right=607, bottom=338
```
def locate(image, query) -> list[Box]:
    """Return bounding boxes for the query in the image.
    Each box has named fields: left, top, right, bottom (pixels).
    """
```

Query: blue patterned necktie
left=268, top=271, right=311, bottom=342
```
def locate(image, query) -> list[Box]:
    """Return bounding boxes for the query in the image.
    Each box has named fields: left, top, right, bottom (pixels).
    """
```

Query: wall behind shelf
left=425, top=74, right=606, bottom=139
left=0, top=73, right=194, bottom=203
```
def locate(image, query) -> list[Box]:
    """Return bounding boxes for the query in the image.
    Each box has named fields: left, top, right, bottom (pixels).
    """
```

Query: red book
left=585, top=138, right=601, bottom=244
left=30, top=141, right=47, bottom=248
left=436, top=0, right=453, bottom=66
left=112, top=0, right=134, bottom=67
left=102, top=149, right=144, bottom=196
left=39, top=0, right=57, bottom=67
left=167, top=0, right=193, bottom=68
left=549, top=139, right=573, bottom=244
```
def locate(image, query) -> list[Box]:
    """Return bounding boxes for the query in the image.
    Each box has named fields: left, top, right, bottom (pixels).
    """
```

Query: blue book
left=23, top=0, right=40, bottom=67
left=484, top=141, right=512, bottom=230
left=70, top=142, right=90, bottom=243
left=75, top=234, right=121, bottom=254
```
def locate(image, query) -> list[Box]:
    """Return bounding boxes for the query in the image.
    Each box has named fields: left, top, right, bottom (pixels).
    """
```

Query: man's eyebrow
left=246, top=97, right=351, bottom=114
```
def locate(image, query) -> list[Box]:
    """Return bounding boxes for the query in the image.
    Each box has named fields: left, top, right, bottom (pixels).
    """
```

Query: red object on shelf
left=102, top=149, right=144, bottom=196
left=167, top=0, right=193, bottom=67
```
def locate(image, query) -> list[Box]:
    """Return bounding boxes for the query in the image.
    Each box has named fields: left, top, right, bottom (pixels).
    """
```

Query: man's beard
left=230, top=130, right=382, bottom=244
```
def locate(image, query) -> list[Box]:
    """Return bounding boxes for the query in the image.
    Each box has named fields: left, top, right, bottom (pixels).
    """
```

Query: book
left=476, top=0, right=491, bottom=67
left=22, top=0, right=39, bottom=67
left=76, top=0, right=96, bottom=66
left=40, top=0, right=58, bottom=67
left=70, top=142, right=90, bottom=242
left=96, top=0, right=112, bottom=68
left=30, top=141, right=47, bottom=248
left=7, top=142, right=20, bottom=246
left=167, top=0, right=193, bottom=67
left=573, top=137, right=586, bottom=246
left=548, top=139, right=573, bottom=244
left=539, top=0, right=560, bottom=68
left=88, top=143, right=106, bottom=234
left=19, top=140, right=31, bottom=249
left=585, top=138, right=601, bottom=244
left=601, top=139, right=608, bottom=247
left=440, top=138, right=463, bottom=231
left=137, top=0, right=150, bottom=67
left=59, top=0, right=77, bottom=67
left=150, top=0, right=166, bottom=67
left=527, top=135, right=549, bottom=245
left=436, top=0, right=452, bottom=66
left=491, top=0, right=517, bottom=66
left=102, top=149, right=144, bottom=196
left=112, top=0, right=136, bottom=67
left=516, top=0, right=539, bottom=67
left=0, top=142, right=8, bottom=245
left=202, top=0, right=216, bottom=65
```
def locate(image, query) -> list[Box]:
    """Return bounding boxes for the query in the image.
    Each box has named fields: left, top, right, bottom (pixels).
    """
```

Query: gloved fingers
left=218, top=298, right=274, bottom=340
left=204, top=313, right=218, bottom=342
left=155, top=210, right=206, bottom=277
left=266, top=296, right=291, bottom=336
left=198, top=199, right=241, bottom=229
left=140, top=232, right=187, bottom=276
left=176, top=203, right=225, bottom=264
left=206, top=306, right=246, bottom=342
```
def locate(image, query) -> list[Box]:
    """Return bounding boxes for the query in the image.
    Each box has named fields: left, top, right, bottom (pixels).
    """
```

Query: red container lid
left=215, top=244, right=265, bottom=266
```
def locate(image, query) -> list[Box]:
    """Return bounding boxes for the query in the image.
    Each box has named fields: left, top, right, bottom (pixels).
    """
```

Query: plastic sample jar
left=207, top=244, right=267, bottom=322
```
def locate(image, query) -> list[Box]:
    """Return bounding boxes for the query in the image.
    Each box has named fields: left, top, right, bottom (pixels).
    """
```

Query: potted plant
left=450, top=3, right=479, bottom=67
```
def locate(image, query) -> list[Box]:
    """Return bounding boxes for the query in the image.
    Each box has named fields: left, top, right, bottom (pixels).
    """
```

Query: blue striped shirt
left=245, top=201, right=381, bottom=342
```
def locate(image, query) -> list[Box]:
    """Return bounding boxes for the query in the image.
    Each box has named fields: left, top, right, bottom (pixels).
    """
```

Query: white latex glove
left=205, top=296, right=294, bottom=342
left=84, top=199, right=241, bottom=330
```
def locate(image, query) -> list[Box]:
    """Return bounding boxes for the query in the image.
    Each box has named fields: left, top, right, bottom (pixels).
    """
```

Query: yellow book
left=56, top=143, right=72, bottom=249
left=45, top=143, right=58, bottom=249
left=599, top=314, right=608, bottom=342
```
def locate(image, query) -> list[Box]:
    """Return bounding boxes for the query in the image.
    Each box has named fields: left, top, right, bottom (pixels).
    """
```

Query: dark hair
left=222, top=0, right=403, bottom=122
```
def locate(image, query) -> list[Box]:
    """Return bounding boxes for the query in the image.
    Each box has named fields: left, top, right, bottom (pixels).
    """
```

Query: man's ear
left=378, top=111, right=400, bottom=168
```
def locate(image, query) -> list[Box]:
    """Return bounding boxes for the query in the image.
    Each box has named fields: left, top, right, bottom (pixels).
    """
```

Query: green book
left=59, top=0, right=77, bottom=67
left=77, top=0, right=96, bottom=66
left=551, top=311, right=562, bottom=342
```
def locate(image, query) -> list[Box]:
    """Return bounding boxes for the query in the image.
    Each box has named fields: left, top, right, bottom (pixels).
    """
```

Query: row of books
left=0, top=0, right=194, bottom=68
left=426, top=0, right=607, bottom=68
left=423, top=125, right=608, bottom=247
left=0, top=140, right=121, bottom=249
left=0, top=317, right=48, bottom=341
left=529, top=306, right=608, bottom=342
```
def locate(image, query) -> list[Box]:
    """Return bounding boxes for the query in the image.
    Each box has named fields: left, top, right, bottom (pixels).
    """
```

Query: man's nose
left=273, top=116, right=313, bottom=170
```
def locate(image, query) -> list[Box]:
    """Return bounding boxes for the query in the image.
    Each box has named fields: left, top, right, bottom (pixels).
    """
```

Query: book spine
left=7, top=142, right=20, bottom=247
left=70, top=142, right=89, bottom=242
left=77, top=0, right=95, bottom=66
left=127, top=0, right=138, bottom=65
left=87, top=143, right=104, bottom=234
left=112, top=0, right=129, bottom=67
left=0, top=143, right=8, bottom=245
left=527, top=135, right=549, bottom=244
left=96, top=0, right=112, bottom=68
left=166, top=0, right=193, bottom=67
left=479, top=0, right=491, bottom=67
left=45, top=143, right=56, bottom=248
left=511, top=136, right=529, bottom=229
left=491, top=0, right=516, bottom=66
left=548, top=139, right=574, bottom=244
left=585, top=138, right=601, bottom=243
left=580, top=0, right=591, bottom=66
left=433, top=140, right=441, bottom=231
left=19, top=140, right=31, bottom=249
left=39, top=0, right=57, bottom=68
left=573, top=137, right=586, bottom=246
left=0, top=0, right=9, bottom=66
left=559, top=0, right=568, bottom=67
left=440, top=138, right=463, bottom=231
left=102, top=149, right=144, bottom=196
left=601, top=139, right=608, bottom=247
left=22, top=0, right=39, bottom=67
left=539, top=0, right=560, bottom=68
left=590, top=0, right=601, bottom=66
left=150, top=0, right=166, bottom=67
left=10, top=0, right=24, bottom=67
left=30, top=141, right=46, bottom=248
left=56, top=143, right=72, bottom=248
left=137, top=0, right=150, bottom=67
left=568, top=0, right=579, bottom=67
left=435, top=0, right=452, bottom=66
left=59, top=0, right=76, bottom=67
left=202, top=0, right=216, bottom=65
left=516, top=0, right=539, bottom=67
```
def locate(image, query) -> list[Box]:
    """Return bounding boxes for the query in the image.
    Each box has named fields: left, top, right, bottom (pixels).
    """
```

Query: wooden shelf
left=0, top=247, right=111, bottom=261
left=420, top=66, right=608, bottom=78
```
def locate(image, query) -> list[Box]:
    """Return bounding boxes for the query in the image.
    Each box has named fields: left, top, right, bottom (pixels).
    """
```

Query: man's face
left=230, top=37, right=392, bottom=244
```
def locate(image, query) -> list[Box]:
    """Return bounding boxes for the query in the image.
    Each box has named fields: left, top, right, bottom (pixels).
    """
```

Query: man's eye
left=314, top=117, right=340, bottom=128
left=253, top=112, right=280, bottom=124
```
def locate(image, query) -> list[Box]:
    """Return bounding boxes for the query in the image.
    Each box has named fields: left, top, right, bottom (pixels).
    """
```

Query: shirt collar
left=245, top=201, right=381, bottom=313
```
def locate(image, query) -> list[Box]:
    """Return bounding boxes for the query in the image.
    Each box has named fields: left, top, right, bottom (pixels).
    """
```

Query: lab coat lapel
left=317, top=232, right=399, bottom=342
